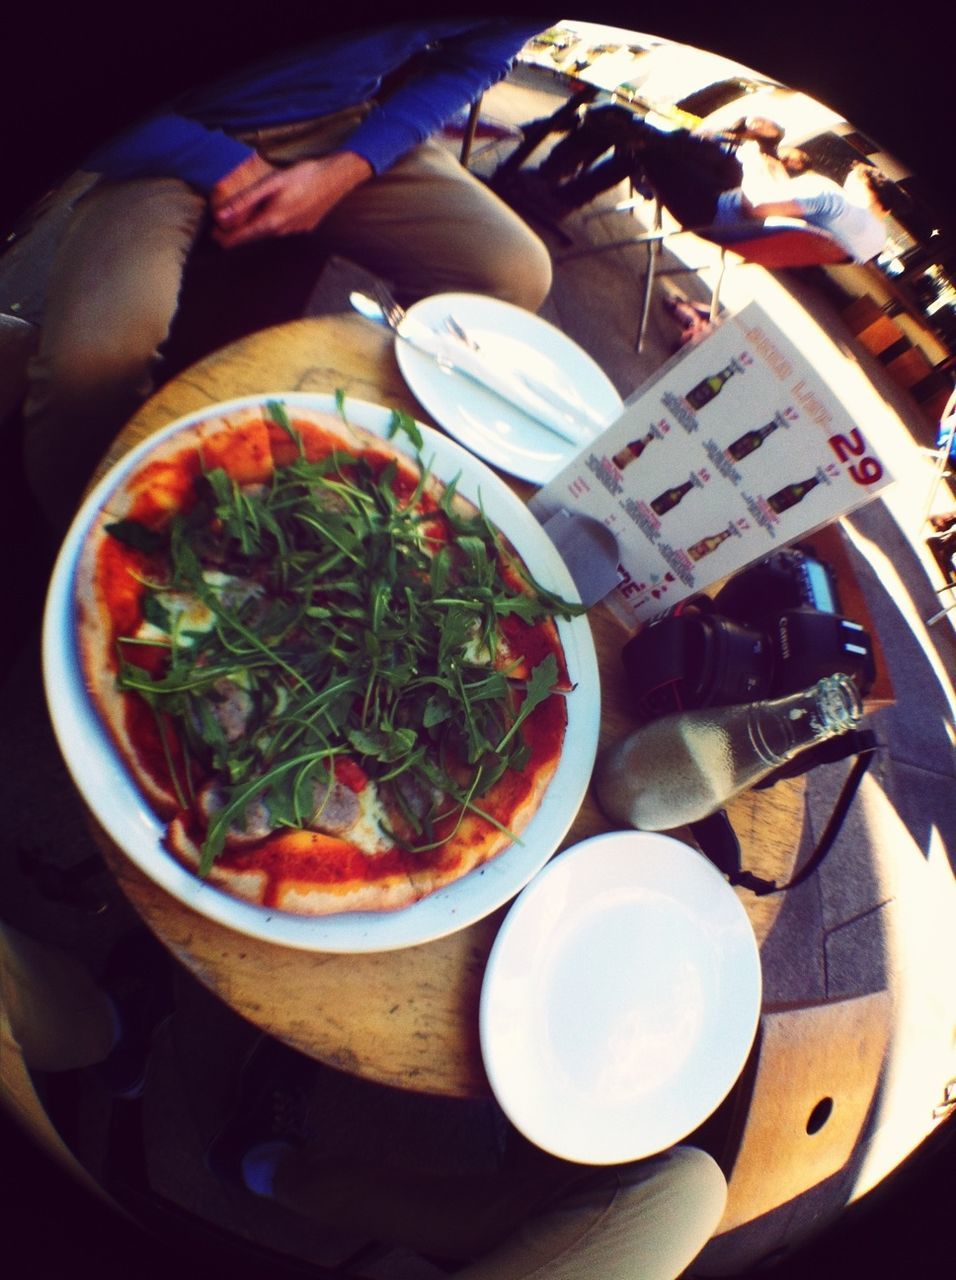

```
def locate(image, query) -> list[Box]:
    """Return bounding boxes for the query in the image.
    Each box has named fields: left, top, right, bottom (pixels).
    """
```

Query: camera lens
left=696, top=615, right=774, bottom=705
left=620, top=611, right=774, bottom=721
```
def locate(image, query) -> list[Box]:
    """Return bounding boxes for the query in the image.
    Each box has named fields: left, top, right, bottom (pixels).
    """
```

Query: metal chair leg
left=636, top=199, right=663, bottom=353
left=708, top=247, right=728, bottom=321
left=926, top=594, right=956, bottom=626
left=459, top=98, right=481, bottom=167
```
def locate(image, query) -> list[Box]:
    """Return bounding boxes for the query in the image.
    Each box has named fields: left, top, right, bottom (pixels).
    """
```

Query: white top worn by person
left=714, top=158, right=891, bottom=263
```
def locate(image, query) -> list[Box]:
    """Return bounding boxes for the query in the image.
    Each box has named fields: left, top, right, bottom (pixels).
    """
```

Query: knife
left=349, top=290, right=596, bottom=448
left=394, top=316, right=595, bottom=447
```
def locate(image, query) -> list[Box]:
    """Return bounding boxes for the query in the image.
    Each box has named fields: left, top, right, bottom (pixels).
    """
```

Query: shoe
left=206, top=1035, right=317, bottom=1190
left=661, top=294, right=712, bottom=329
left=927, top=531, right=956, bottom=579
left=929, top=510, right=956, bottom=534
left=94, top=929, right=175, bottom=1100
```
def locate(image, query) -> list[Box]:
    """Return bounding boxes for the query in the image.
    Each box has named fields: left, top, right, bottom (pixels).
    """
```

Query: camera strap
left=690, top=730, right=880, bottom=895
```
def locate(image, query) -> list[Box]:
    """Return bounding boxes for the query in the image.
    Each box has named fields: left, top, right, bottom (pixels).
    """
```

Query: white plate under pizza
left=43, top=393, right=599, bottom=953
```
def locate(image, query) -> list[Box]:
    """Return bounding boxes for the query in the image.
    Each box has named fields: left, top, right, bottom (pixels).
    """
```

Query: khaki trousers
left=7, top=113, right=550, bottom=525
left=271, top=1144, right=727, bottom=1278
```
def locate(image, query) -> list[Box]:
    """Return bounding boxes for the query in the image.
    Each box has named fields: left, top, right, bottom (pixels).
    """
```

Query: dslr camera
left=620, top=545, right=875, bottom=724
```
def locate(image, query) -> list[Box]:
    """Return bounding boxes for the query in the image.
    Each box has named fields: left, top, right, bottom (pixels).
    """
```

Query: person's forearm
left=82, top=112, right=256, bottom=191
left=745, top=198, right=807, bottom=220
left=345, top=20, right=544, bottom=173
left=81, top=19, right=547, bottom=187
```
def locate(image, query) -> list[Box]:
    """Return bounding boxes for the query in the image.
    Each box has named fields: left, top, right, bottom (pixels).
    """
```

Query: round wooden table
left=89, top=313, right=807, bottom=1098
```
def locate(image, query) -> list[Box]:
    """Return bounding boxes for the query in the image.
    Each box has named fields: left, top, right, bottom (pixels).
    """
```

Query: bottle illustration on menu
left=766, top=475, right=822, bottom=514
left=650, top=478, right=695, bottom=516
left=612, top=429, right=657, bottom=471
left=687, top=526, right=734, bottom=561
left=683, top=358, right=745, bottom=411
left=725, top=411, right=789, bottom=461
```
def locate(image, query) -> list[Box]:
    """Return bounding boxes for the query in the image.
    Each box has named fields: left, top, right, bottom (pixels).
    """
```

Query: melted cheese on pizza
left=77, top=402, right=580, bottom=913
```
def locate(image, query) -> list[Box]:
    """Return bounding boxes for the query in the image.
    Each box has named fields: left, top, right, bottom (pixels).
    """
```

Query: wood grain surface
left=86, top=314, right=808, bottom=1098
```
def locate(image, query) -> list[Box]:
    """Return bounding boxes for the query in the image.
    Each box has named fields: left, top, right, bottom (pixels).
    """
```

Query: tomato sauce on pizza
left=74, top=400, right=581, bottom=917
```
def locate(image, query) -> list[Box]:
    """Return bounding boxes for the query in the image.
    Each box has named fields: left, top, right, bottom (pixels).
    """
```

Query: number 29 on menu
left=531, top=300, right=895, bottom=624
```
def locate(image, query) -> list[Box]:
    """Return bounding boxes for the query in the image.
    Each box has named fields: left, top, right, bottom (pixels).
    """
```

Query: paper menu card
left=529, top=301, right=895, bottom=626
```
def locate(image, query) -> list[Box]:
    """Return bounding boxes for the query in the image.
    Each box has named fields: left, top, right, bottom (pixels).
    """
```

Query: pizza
left=74, top=398, right=582, bottom=917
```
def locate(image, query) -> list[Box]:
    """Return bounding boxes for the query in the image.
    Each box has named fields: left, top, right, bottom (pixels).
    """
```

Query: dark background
left=5, top=1, right=954, bottom=228
left=5, top=2, right=954, bottom=1275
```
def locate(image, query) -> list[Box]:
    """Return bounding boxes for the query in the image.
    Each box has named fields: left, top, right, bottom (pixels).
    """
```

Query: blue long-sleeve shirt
left=82, top=18, right=547, bottom=192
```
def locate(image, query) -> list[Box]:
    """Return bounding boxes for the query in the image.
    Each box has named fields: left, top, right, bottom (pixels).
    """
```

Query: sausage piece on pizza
left=75, top=399, right=581, bottom=917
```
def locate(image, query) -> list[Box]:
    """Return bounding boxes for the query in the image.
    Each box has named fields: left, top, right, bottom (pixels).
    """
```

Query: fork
left=371, top=284, right=476, bottom=354
left=369, top=284, right=593, bottom=444
left=371, top=279, right=407, bottom=331
left=443, top=314, right=478, bottom=349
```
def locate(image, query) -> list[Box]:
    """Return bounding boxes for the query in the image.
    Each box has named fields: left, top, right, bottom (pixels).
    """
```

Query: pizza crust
left=75, top=510, right=184, bottom=815
left=167, top=820, right=423, bottom=916
left=75, top=401, right=571, bottom=917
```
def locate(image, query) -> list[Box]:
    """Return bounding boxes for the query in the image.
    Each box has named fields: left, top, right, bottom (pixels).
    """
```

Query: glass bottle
left=687, top=526, right=733, bottom=561
left=767, top=475, right=821, bottom=514
left=594, top=673, right=862, bottom=832
left=725, top=411, right=788, bottom=462
left=684, top=358, right=744, bottom=411
left=612, top=429, right=656, bottom=471
left=651, top=478, right=695, bottom=516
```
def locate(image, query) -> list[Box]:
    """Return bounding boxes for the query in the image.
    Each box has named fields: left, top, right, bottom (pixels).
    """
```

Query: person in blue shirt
left=2, top=18, right=552, bottom=527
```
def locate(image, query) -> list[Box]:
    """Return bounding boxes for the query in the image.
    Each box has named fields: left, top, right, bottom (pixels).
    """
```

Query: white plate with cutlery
left=393, top=292, right=624, bottom=485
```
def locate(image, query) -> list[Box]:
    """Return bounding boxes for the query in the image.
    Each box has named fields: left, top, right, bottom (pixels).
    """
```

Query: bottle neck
left=747, top=673, right=863, bottom=766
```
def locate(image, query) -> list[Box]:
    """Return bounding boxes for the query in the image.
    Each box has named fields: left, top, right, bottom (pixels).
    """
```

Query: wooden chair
left=685, top=219, right=851, bottom=341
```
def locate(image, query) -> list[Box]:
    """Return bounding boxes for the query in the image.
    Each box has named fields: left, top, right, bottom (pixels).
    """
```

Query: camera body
left=621, top=546, right=875, bottom=724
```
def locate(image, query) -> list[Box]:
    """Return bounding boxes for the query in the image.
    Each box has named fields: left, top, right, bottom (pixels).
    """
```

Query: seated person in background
left=553, top=114, right=892, bottom=267
left=706, top=121, right=812, bottom=187
left=0, top=18, right=550, bottom=529
left=697, top=114, right=784, bottom=155
left=702, top=119, right=809, bottom=177
left=537, top=111, right=785, bottom=213
left=714, top=158, right=893, bottom=264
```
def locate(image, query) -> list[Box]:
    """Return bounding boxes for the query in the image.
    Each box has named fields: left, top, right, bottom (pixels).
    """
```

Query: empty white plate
left=479, top=831, right=762, bottom=1163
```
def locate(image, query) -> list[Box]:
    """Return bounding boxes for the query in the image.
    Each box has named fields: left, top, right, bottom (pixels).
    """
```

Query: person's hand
left=209, top=152, right=278, bottom=215
left=209, top=151, right=373, bottom=249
